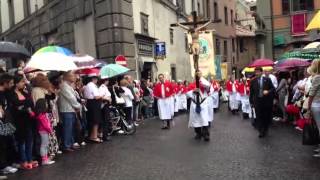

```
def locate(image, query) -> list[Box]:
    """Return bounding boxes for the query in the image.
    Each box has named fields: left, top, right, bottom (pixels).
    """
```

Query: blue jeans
left=311, top=102, right=320, bottom=130
left=61, top=112, right=76, bottom=149
left=18, top=129, right=33, bottom=163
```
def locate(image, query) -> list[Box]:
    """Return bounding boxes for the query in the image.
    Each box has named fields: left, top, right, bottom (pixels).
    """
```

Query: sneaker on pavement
left=1, top=166, right=18, bottom=174
left=57, top=150, right=63, bottom=154
left=118, top=130, right=125, bottom=134
left=81, top=142, right=86, bottom=146
left=0, top=175, right=7, bottom=180
left=42, top=160, right=55, bottom=165
left=313, top=153, right=320, bottom=158
left=134, top=122, right=139, bottom=127
left=314, top=148, right=320, bottom=153
left=73, top=143, right=80, bottom=147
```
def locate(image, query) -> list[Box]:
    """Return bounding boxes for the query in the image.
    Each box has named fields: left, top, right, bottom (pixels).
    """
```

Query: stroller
left=108, top=105, right=136, bottom=135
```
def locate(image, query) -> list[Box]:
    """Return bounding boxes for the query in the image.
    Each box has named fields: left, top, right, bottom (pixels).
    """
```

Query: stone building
left=0, top=0, right=136, bottom=71
left=256, top=0, right=320, bottom=60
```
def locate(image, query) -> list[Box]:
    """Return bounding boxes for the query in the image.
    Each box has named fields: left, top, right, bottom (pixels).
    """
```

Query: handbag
left=0, top=119, right=16, bottom=136
left=113, top=87, right=125, bottom=104
left=302, top=117, right=320, bottom=145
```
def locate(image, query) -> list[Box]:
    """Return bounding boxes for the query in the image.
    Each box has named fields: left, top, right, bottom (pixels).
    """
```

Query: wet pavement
left=9, top=106, right=320, bottom=180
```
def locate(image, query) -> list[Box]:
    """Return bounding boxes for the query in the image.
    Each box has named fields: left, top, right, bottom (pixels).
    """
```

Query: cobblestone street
left=9, top=106, right=320, bottom=180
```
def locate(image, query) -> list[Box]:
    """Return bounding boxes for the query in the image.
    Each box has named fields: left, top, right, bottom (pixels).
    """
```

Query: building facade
left=257, top=0, right=320, bottom=60
left=132, top=0, right=192, bottom=81
left=0, top=0, right=135, bottom=70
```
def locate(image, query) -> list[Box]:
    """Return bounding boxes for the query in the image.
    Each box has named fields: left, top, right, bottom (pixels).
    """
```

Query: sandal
left=88, top=138, right=103, bottom=144
left=30, top=161, right=39, bottom=168
left=20, top=163, right=32, bottom=170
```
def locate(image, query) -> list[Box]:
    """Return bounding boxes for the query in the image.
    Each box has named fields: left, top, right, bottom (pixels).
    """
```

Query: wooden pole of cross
left=171, top=11, right=217, bottom=112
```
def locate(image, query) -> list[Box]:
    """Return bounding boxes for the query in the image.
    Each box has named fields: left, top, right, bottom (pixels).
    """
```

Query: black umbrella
left=0, top=41, right=30, bottom=58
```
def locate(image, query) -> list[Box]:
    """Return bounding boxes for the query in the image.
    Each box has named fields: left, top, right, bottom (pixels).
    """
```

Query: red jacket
left=178, top=84, right=188, bottom=94
left=226, top=80, right=239, bottom=93
left=188, top=81, right=209, bottom=94
left=153, top=81, right=174, bottom=98
left=237, top=81, right=250, bottom=95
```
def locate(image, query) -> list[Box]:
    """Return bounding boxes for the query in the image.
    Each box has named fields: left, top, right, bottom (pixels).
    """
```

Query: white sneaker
left=42, top=160, right=55, bottom=165
left=0, top=175, right=7, bottom=180
left=73, top=143, right=80, bottom=147
left=313, top=153, right=320, bottom=158
left=1, top=166, right=18, bottom=174
left=314, top=148, right=320, bottom=153
left=118, top=130, right=125, bottom=134
left=81, top=142, right=86, bottom=146
left=57, top=150, right=63, bottom=154
left=134, top=122, right=139, bottom=127
left=295, top=126, right=303, bottom=132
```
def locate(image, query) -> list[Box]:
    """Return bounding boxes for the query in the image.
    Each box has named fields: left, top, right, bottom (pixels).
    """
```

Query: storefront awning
left=274, top=35, right=286, bottom=46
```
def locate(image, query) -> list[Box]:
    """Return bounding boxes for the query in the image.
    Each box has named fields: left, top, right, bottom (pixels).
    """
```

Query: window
left=170, top=28, right=174, bottom=44
left=232, top=39, right=235, bottom=52
left=29, top=0, right=44, bottom=14
left=13, top=0, right=25, bottom=24
left=239, top=39, right=244, bottom=53
left=231, top=9, right=234, bottom=26
left=178, top=0, right=185, bottom=13
left=1, top=0, right=11, bottom=32
left=293, top=0, right=314, bottom=11
left=197, top=2, right=200, bottom=14
left=206, top=0, right=210, bottom=18
left=214, top=2, right=219, bottom=20
left=140, top=13, right=149, bottom=35
left=223, top=40, right=228, bottom=56
left=185, top=35, right=189, bottom=52
left=171, top=66, right=176, bottom=81
left=224, top=7, right=228, bottom=25
left=282, top=0, right=290, bottom=15
left=216, top=38, right=220, bottom=55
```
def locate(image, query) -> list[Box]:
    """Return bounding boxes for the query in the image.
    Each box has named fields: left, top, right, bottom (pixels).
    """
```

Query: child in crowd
left=35, top=99, right=55, bottom=165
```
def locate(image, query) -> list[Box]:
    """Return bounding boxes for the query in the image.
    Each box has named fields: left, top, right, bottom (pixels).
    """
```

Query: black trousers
left=255, top=100, right=273, bottom=134
left=125, top=107, right=133, bottom=124
left=101, top=105, right=112, bottom=137
left=194, top=126, right=210, bottom=136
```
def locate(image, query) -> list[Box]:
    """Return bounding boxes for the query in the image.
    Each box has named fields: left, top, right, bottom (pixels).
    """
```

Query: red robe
left=226, top=80, right=239, bottom=93
left=237, top=80, right=250, bottom=95
left=153, top=81, right=174, bottom=98
left=211, top=80, right=220, bottom=91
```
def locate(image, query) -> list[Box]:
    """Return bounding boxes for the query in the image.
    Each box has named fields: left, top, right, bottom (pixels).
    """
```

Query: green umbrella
left=278, top=50, right=320, bottom=60
left=100, top=64, right=130, bottom=79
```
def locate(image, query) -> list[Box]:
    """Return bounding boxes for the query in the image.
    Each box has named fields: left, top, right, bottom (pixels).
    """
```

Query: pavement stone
left=8, top=106, right=320, bottom=180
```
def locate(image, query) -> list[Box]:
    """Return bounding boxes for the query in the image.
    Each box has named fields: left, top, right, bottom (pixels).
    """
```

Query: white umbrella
left=26, top=52, right=77, bottom=71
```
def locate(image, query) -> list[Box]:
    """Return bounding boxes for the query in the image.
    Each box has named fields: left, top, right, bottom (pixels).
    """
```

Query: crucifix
left=171, top=11, right=215, bottom=113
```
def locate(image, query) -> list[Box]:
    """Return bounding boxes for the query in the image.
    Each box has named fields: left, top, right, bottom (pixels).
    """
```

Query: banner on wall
left=221, top=62, right=228, bottom=80
left=215, top=55, right=222, bottom=80
left=188, top=32, right=215, bottom=77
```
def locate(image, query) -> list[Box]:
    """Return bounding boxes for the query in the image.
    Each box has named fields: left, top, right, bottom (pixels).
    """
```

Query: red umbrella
left=77, top=68, right=100, bottom=76
left=248, top=58, right=274, bottom=67
left=276, top=58, right=311, bottom=69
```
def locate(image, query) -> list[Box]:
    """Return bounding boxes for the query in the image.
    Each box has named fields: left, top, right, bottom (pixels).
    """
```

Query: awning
left=274, top=35, right=286, bottom=46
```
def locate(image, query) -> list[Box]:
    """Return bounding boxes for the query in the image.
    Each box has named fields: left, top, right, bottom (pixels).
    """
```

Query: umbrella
left=34, top=45, right=73, bottom=56
left=100, top=64, right=130, bottom=79
left=0, top=41, right=30, bottom=58
left=248, top=58, right=274, bottom=67
left=242, top=66, right=273, bottom=74
left=26, top=52, right=77, bottom=71
left=275, top=58, right=311, bottom=69
left=306, top=10, right=320, bottom=31
left=302, top=42, right=320, bottom=53
left=77, top=68, right=100, bottom=76
left=72, top=55, right=101, bottom=69
left=278, top=50, right=320, bottom=60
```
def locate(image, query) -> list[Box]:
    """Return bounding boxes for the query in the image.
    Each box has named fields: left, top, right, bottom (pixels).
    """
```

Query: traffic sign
left=115, top=55, right=127, bottom=67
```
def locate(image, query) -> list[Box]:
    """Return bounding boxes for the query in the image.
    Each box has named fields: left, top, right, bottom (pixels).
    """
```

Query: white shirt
left=83, top=82, right=100, bottom=99
left=121, top=86, right=134, bottom=107
left=264, top=74, right=278, bottom=88
left=99, top=84, right=111, bottom=99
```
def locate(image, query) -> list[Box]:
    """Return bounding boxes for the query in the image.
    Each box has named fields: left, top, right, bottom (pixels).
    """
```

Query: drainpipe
left=91, top=0, right=98, bottom=58
left=270, top=0, right=275, bottom=59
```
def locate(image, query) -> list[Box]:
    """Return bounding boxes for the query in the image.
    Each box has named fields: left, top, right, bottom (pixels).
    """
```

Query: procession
left=2, top=0, right=320, bottom=179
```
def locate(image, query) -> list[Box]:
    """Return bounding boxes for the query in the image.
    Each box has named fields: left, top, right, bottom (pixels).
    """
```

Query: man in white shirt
left=264, top=70, right=278, bottom=89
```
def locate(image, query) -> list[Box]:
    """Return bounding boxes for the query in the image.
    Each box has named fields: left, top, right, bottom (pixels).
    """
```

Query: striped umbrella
left=34, top=45, right=73, bottom=56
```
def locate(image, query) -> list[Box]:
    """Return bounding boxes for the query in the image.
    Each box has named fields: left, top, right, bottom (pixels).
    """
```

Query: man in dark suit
left=250, top=67, right=275, bottom=138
